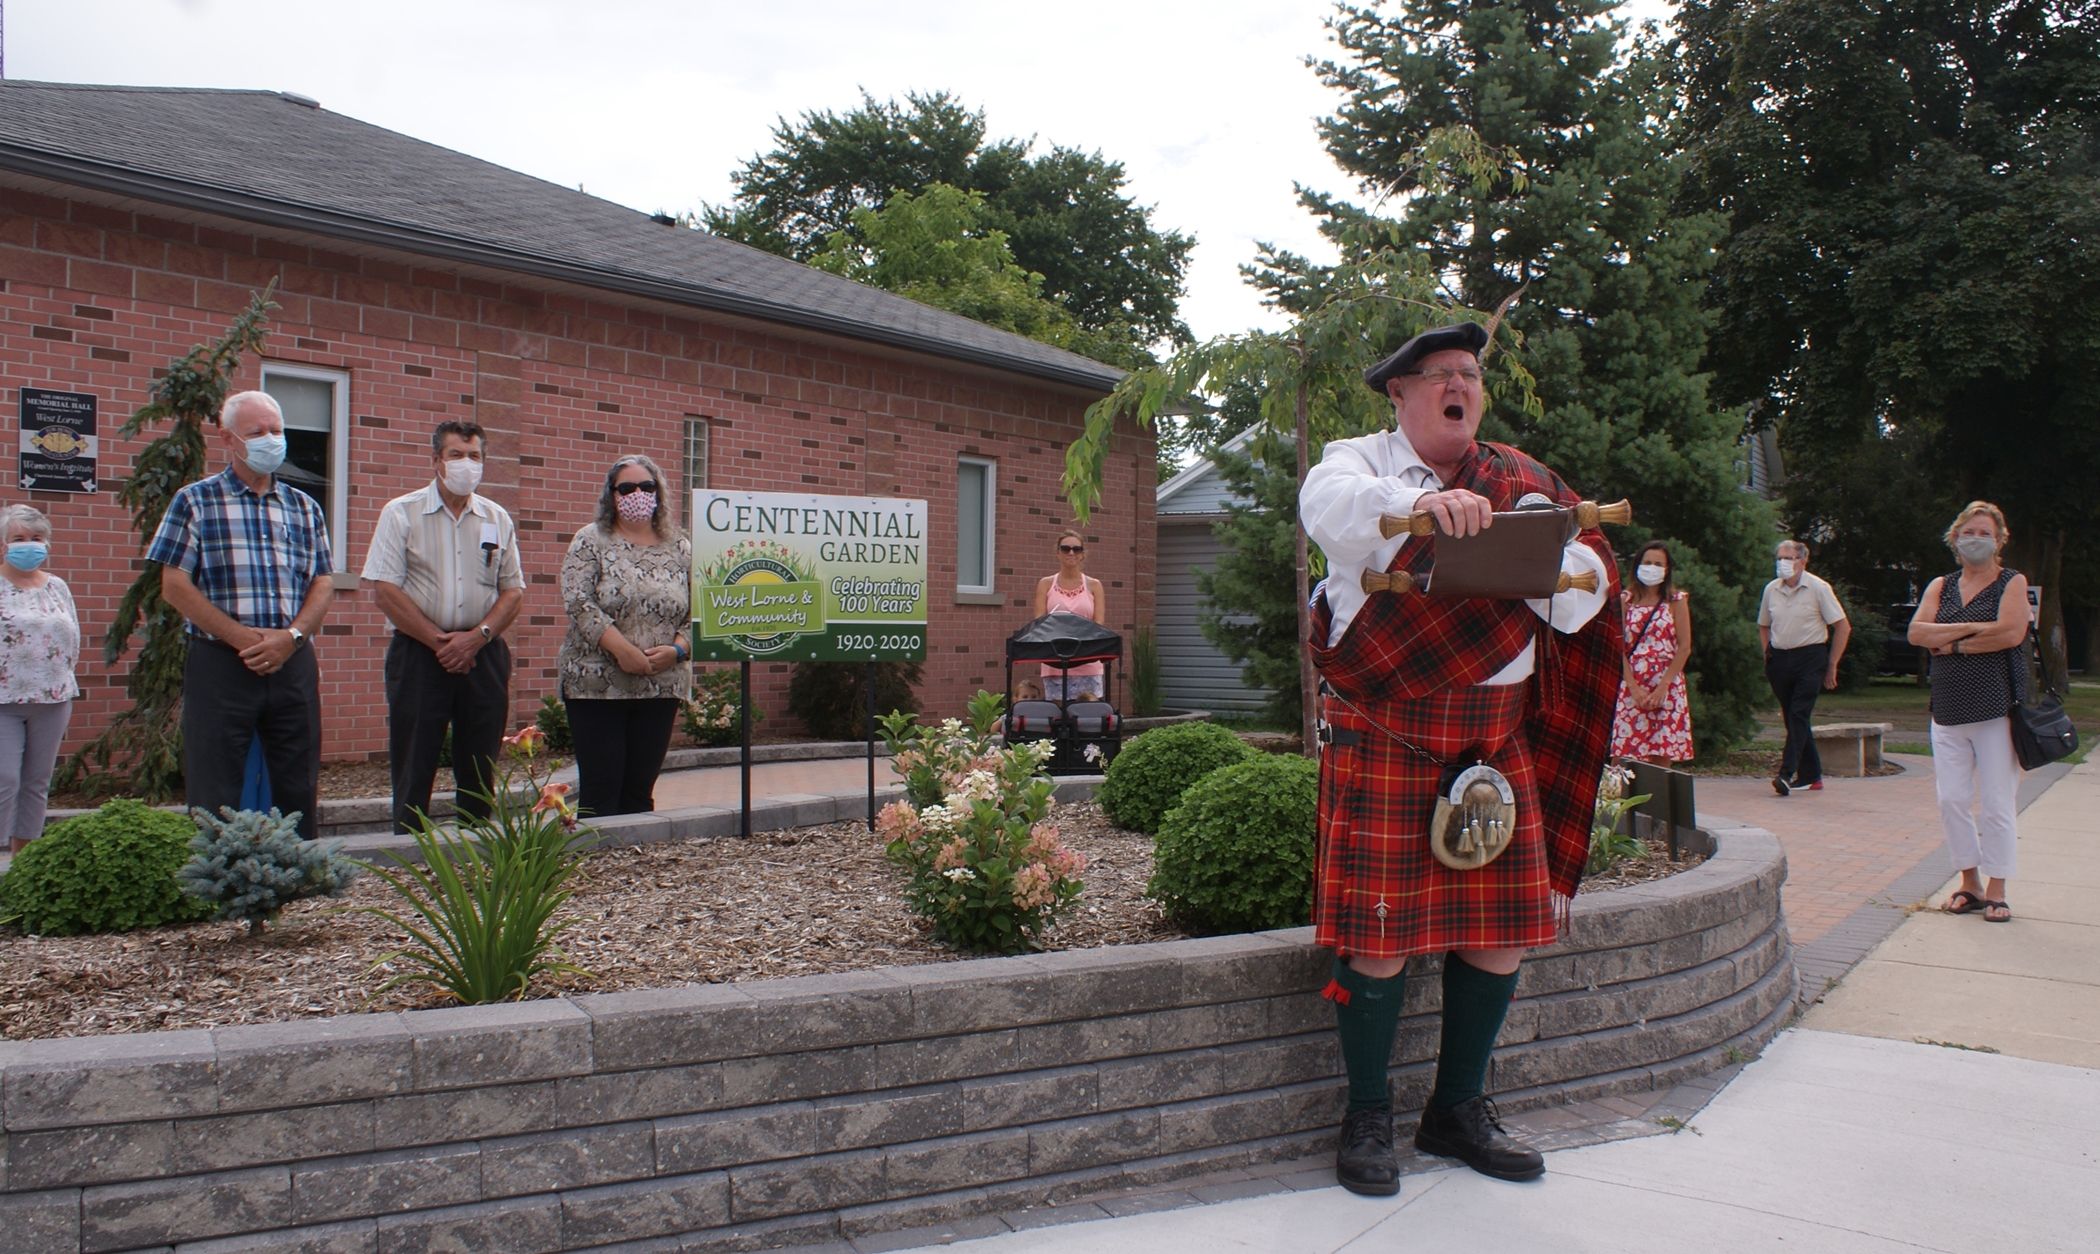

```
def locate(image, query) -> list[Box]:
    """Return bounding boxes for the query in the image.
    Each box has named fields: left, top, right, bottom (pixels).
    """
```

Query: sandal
left=1984, top=900, right=2012, bottom=923
left=1944, top=890, right=1987, bottom=915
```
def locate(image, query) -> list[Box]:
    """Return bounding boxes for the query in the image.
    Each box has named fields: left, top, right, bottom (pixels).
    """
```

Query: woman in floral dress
left=1610, top=541, right=1694, bottom=765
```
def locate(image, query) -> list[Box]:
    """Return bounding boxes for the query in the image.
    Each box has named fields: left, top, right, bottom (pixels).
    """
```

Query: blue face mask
left=243, top=432, right=288, bottom=476
left=6, top=543, right=48, bottom=572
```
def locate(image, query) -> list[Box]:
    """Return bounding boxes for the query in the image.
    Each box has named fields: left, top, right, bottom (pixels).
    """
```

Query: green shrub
left=1147, top=755, right=1317, bottom=934
left=1098, top=721, right=1257, bottom=834
left=0, top=799, right=215, bottom=935
left=534, top=695, right=573, bottom=754
left=683, top=666, right=765, bottom=747
left=788, top=659, right=922, bottom=740
left=180, top=807, right=364, bottom=936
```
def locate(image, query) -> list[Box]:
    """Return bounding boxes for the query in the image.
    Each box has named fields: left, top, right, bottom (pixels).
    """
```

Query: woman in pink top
left=1032, top=530, right=1108, bottom=700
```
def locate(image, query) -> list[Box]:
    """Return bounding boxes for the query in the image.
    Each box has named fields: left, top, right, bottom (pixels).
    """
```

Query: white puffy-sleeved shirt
left=1300, top=427, right=1610, bottom=684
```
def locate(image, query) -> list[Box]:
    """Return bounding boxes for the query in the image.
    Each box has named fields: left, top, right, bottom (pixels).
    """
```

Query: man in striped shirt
left=363, top=421, right=525, bottom=833
left=150, top=390, right=336, bottom=839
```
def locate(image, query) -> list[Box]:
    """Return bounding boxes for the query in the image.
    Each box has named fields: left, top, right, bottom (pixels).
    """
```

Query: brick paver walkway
left=1695, top=754, right=1949, bottom=948
left=649, top=755, right=901, bottom=810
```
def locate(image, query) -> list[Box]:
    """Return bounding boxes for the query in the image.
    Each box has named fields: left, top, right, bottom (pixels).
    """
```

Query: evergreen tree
left=1197, top=440, right=1308, bottom=729
left=705, top=91, right=1193, bottom=358
left=1676, top=0, right=2100, bottom=684
left=1306, top=0, right=1775, bottom=752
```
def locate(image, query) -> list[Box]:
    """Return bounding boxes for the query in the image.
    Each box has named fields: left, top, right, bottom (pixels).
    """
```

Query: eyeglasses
left=614, top=481, right=660, bottom=496
left=1405, top=367, right=1484, bottom=388
left=1059, top=544, right=1085, bottom=554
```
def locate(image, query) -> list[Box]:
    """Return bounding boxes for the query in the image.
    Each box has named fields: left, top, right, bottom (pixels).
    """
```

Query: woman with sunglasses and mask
left=559, top=455, right=691, bottom=818
left=1031, top=530, right=1107, bottom=700
left=1609, top=541, right=1694, bottom=766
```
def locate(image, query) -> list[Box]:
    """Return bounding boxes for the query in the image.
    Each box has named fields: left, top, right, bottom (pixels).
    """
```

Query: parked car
left=1882, top=604, right=1924, bottom=677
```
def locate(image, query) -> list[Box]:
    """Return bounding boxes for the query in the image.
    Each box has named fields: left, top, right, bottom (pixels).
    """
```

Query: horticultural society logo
left=696, top=540, right=824, bottom=655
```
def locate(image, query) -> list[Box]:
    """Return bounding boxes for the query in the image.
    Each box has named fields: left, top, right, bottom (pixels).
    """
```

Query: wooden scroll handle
left=1376, top=498, right=1634, bottom=540
left=1360, top=569, right=1602, bottom=596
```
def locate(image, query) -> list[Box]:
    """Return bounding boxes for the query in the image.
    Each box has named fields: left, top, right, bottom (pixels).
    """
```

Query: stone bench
left=1812, top=722, right=1895, bottom=777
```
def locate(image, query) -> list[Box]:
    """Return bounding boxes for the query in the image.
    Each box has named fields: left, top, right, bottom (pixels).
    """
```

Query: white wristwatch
left=479, top=624, right=494, bottom=642
left=288, top=627, right=307, bottom=649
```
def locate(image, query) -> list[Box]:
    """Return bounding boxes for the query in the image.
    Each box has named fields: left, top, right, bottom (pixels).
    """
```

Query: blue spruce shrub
left=1096, top=721, right=1257, bottom=834
left=0, top=799, right=215, bottom=935
left=1147, top=754, right=1318, bottom=933
left=179, top=807, right=364, bottom=935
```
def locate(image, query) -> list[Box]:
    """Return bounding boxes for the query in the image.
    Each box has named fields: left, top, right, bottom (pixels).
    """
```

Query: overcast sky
left=8, top=0, right=1674, bottom=342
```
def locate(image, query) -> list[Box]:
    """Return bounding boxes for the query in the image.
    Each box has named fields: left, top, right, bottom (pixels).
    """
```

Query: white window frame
left=956, top=456, right=997, bottom=596
left=682, top=417, right=709, bottom=525
left=258, top=361, right=352, bottom=571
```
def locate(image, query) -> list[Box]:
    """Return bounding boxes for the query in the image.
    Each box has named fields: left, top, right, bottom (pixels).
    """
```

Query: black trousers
left=386, top=633, right=512, bottom=834
left=566, top=697, right=680, bottom=819
left=183, top=638, right=323, bottom=839
left=1766, top=643, right=1829, bottom=785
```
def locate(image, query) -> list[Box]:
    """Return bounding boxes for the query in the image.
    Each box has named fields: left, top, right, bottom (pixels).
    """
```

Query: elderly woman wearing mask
left=559, top=455, right=692, bottom=819
left=0, top=505, right=80, bottom=853
left=1909, top=502, right=2030, bottom=924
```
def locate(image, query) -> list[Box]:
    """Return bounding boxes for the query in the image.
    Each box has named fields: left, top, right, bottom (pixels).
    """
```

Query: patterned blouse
left=0, top=576, right=81, bottom=705
left=558, top=524, right=693, bottom=702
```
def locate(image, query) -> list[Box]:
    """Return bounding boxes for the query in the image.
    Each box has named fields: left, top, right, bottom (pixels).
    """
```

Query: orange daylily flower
left=532, top=782, right=573, bottom=815
left=504, top=725, right=548, bottom=758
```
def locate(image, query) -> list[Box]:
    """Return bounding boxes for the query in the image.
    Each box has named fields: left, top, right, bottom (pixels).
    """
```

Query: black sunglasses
left=1059, top=544, right=1085, bottom=554
left=614, top=481, right=660, bottom=497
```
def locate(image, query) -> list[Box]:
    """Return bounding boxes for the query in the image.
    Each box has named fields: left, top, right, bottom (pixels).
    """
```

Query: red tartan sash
left=1308, top=440, right=1625, bottom=900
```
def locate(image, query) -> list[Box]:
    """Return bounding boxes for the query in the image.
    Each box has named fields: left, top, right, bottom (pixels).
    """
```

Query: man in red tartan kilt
left=1299, top=322, right=1622, bottom=1194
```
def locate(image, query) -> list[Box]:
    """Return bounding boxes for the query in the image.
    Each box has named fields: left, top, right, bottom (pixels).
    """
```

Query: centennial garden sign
left=690, top=491, right=930, bottom=663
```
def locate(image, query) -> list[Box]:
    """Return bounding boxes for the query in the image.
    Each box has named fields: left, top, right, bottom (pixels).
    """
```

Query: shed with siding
left=1153, top=427, right=1274, bottom=714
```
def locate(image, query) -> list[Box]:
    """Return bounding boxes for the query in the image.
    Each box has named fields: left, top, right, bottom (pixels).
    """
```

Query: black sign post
left=18, top=388, right=98, bottom=493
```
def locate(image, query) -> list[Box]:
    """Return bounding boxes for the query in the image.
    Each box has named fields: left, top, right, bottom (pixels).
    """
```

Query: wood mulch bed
left=2, top=799, right=1703, bottom=1043
left=1578, top=838, right=1709, bottom=893
left=0, top=801, right=1176, bottom=1042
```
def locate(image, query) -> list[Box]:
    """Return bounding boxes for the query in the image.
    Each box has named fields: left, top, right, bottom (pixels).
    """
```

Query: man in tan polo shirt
left=1757, top=538, right=1851, bottom=795
left=363, top=421, right=525, bottom=832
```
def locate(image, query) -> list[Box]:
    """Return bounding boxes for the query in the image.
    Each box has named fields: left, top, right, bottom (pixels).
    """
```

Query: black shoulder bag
left=2007, top=626, right=2079, bottom=770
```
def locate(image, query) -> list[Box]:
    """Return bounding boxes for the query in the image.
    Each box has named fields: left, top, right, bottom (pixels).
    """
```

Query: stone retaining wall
left=0, top=822, right=1792, bottom=1254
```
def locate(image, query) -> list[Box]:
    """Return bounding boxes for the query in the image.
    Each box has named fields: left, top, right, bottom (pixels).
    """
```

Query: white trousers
left=1931, top=717, right=2019, bottom=880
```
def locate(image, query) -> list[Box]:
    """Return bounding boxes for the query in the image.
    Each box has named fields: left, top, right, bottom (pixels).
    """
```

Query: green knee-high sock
left=1430, top=955, right=1521, bottom=1111
left=1326, top=959, right=1408, bottom=1113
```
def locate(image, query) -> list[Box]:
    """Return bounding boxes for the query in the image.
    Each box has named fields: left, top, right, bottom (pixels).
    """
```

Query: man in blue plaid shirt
left=149, top=390, right=336, bottom=838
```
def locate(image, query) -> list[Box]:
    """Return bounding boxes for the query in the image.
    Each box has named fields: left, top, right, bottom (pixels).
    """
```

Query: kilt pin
left=1308, top=441, right=1624, bottom=961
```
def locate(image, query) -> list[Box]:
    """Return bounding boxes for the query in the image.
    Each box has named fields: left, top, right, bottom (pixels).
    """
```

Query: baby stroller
left=1004, top=611, right=1123, bottom=775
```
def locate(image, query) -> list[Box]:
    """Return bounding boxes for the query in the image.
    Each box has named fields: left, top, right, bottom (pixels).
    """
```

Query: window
left=259, top=362, right=351, bottom=569
left=682, top=417, right=709, bottom=523
left=956, top=457, right=996, bottom=595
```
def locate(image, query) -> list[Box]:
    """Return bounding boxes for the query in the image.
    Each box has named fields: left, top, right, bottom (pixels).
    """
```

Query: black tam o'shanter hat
left=1362, top=321, right=1490, bottom=394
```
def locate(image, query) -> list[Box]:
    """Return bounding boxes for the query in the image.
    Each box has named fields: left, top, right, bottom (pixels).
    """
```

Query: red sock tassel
left=1321, top=978, right=1351, bottom=1006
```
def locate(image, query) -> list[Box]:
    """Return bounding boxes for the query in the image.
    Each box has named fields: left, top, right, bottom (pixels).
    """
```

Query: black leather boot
left=1413, top=1096, right=1544, bottom=1181
left=1335, top=1104, right=1400, bottom=1196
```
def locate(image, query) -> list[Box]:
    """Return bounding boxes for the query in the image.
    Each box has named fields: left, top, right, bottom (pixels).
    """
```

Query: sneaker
left=1772, top=776, right=1791, bottom=796
left=1804, top=779, right=1824, bottom=791
left=1414, top=1096, right=1545, bottom=1182
left=1335, top=1104, right=1400, bottom=1196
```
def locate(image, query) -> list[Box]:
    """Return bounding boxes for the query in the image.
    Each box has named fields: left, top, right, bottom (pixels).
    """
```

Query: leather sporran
left=1429, top=762, right=1518, bottom=871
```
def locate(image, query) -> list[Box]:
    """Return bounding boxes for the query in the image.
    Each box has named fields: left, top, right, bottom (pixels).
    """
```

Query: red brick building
left=0, top=82, right=1154, bottom=763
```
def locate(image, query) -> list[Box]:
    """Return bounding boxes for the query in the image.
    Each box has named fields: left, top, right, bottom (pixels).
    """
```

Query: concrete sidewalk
left=1806, top=757, right=2100, bottom=1067
left=870, top=1029, right=2100, bottom=1253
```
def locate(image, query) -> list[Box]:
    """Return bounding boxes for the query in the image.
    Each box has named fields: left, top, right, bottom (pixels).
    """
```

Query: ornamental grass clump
left=0, top=799, right=214, bottom=935
left=1147, top=754, right=1317, bottom=934
left=877, top=691, right=1086, bottom=953
left=1097, top=720, right=1258, bottom=834
left=1587, top=764, right=1652, bottom=876
left=178, top=807, right=363, bottom=935
left=359, top=726, right=597, bottom=1004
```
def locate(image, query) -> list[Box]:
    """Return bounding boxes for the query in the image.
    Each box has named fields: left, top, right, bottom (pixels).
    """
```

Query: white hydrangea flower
left=942, top=866, right=975, bottom=882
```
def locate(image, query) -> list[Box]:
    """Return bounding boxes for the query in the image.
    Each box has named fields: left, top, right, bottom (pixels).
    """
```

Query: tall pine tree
left=1306, top=0, right=1775, bottom=753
